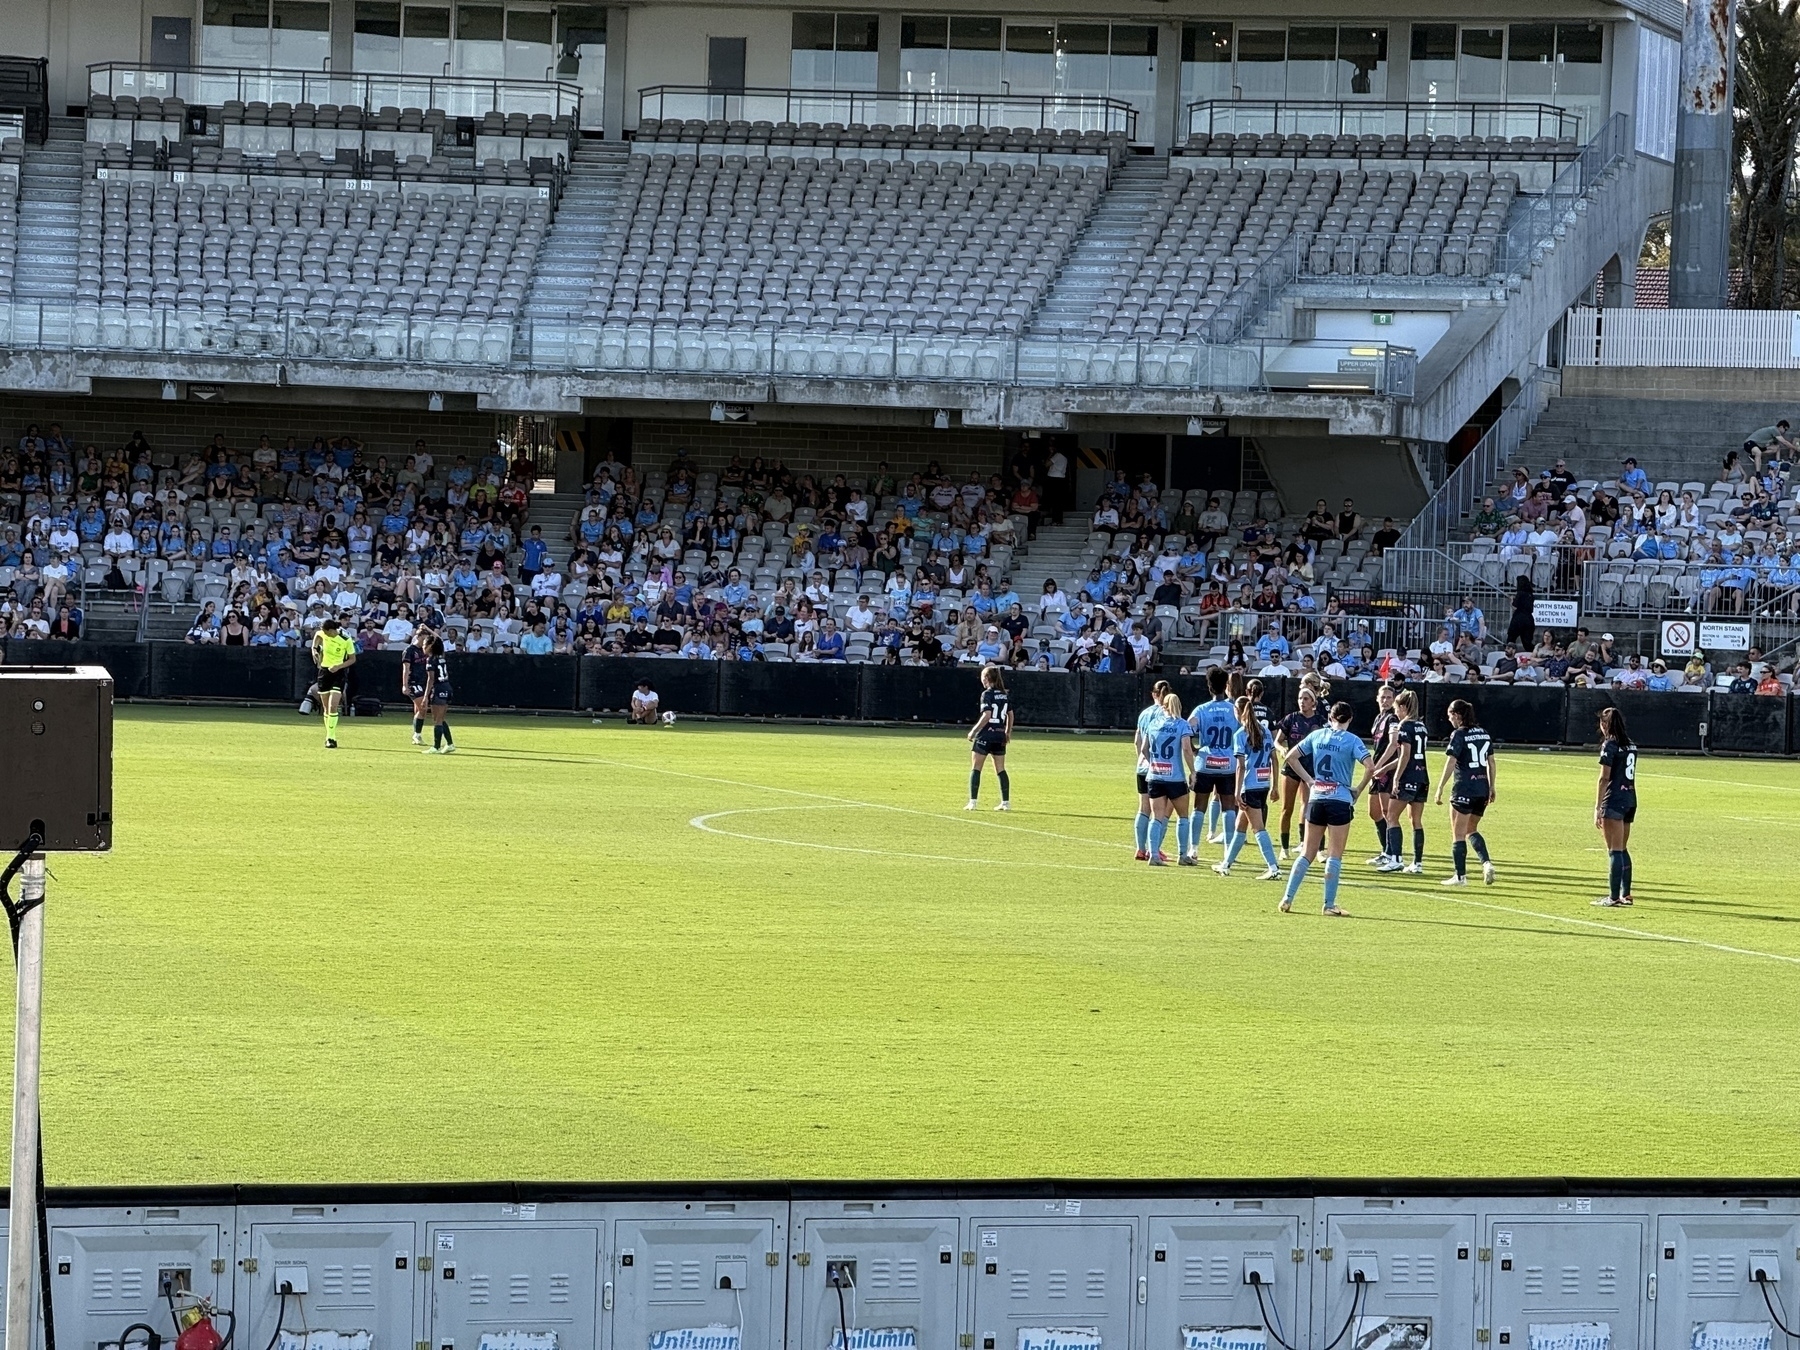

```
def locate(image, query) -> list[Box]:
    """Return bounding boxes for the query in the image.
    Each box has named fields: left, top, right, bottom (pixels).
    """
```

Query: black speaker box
left=0, top=667, right=113, bottom=852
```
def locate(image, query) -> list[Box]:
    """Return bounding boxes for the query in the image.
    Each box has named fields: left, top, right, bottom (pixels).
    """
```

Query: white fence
left=1563, top=306, right=1800, bottom=366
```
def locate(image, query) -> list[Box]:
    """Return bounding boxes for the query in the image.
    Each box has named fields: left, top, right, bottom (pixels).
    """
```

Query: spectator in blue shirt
left=521, top=527, right=550, bottom=578
left=1619, top=458, right=1650, bottom=495
left=1448, top=596, right=1486, bottom=640
left=813, top=619, right=846, bottom=660
left=1255, top=624, right=1290, bottom=664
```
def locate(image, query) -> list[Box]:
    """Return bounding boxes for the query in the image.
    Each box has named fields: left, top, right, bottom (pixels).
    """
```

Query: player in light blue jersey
left=1215, top=694, right=1282, bottom=880
left=1187, top=668, right=1242, bottom=864
left=1143, top=691, right=1197, bottom=866
left=1131, top=680, right=1171, bottom=860
left=1278, top=701, right=1372, bottom=916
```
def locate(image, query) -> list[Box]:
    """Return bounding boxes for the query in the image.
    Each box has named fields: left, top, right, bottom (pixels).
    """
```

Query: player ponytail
left=1207, top=667, right=1229, bottom=697
left=1394, top=689, right=1418, bottom=718
left=1246, top=677, right=1264, bottom=704
left=1447, top=698, right=1476, bottom=728
left=1161, top=692, right=1183, bottom=717
left=981, top=664, right=1006, bottom=690
left=1329, top=701, right=1354, bottom=726
left=1235, top=696, right=1265, bottom=751
left=1598, top=705, right=1632, bottom=748
left=1225, top=670, right=1247, bottom=701
left=1150, top=679, right=1171, bottom=703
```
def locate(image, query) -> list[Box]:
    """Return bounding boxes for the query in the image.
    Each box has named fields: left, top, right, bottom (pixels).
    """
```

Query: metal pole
left=5, top=855, right=44, bottom=1350
left=1669, top=0, right=1738, bottom=308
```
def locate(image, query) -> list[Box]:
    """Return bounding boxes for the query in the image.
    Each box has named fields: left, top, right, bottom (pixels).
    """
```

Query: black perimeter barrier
left=1, top=641, right=1794, bottom=754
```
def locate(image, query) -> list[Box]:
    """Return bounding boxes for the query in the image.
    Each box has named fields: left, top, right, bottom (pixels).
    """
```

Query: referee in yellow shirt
left=310, top=618, right=358, bottom=748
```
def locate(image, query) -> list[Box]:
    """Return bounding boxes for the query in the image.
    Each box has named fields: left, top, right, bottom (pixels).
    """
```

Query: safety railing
left=1383, top=538, right=1587, bottom=603
left=1562, top=307, right=1800, bottom=367
left=1185, top=99, right=1582, bottom=143
left=636, top=86, right=1137, bottom=137
left=0, top=301, right=1417, bottom=396
left=86, top=63, right=582, bottom=120
left=1393, top=368, right=1550, bottom=553
left=1496, top=111, right=1631, bottom=275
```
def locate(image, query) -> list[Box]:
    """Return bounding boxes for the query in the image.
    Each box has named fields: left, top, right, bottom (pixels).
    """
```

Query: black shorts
left=1147, top=779, right=1190, bottom=801
left=1136, top=772, right=1149, bottom=796
left=1397, top=775, right=1430, bottom=804
left=317, top=669, right=345, bottom=692
left=1240, top=788, right=1269, bottom=813
left=973, top=731, right=1008, bottom=756
left=404, top=682, right=426, bottom=698
left=430, top=688, right=453, bottom=706
left=1192, top=771, right=1237, bottom=801
left=1603, top=794, right=1637, bottom=823
left=1307, top=799, right=1355, bottom=828
left=1371, top=776, right=1394, bottom=797
left=1451, top=787, right=1490, bottom=817
left=1282, top=765, right=1306, bottom=784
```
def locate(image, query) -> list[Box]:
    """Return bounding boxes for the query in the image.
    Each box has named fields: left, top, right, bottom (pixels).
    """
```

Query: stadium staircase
left=532, top=489, right=588, bottom=559
left=524, top=139, right=631, bottom=320
left=12, top=116, right=82, bottom=307
left=1504, top=395, right=1788, bottom=488
left=1003, top=521, right=1100, bottom=603
left=1023, top=156, right=1171, bottom=346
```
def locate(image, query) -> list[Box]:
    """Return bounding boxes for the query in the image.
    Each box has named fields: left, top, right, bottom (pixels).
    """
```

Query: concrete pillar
left=877, top=12, right=901, bottom=92
left=1152, top=20, right=1181, bottom=152
left=1669, top=0, right=1736, bottom=308
left=1600, top=253, right=1637, bottom=308
left=1385, top=27, right=1409, bottom=101
left=330, top=0, right=354, bottom=75
left=603, top=5, right=629, bottom=137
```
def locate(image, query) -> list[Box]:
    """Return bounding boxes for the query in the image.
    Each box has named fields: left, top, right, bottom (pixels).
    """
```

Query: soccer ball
left=661, top=710, right=678, bottom=725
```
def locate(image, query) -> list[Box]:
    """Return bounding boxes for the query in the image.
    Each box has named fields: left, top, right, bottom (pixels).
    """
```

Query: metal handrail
left=1497, top=111, right=1630, bottom=274
left=86, top=62, right=583, bottom=119
left=1184, top=99, right=1582, bottom=143
left=635, top=85, right=1137, bottom=137
left=1392, top=367, right=1550, bottom=554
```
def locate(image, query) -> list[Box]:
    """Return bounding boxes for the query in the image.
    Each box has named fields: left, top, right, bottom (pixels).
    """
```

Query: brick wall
left=629, top=419, right=1009, bottom=481
left=1560, top=366, right=1800, bottom=401
left=0, top=396, right=498, bottom=463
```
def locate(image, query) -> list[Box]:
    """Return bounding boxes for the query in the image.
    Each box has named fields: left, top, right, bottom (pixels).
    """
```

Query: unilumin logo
left=829, top=1330, right=918, bottom=1350
left=1183, top=1329, right=1267, bottom=1350
left=650, top=1328, right=743, bottom=1350
left=1018, top=1329, right=1102, bottom=1350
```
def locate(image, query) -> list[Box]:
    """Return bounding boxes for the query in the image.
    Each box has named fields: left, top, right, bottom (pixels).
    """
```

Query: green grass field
left=31, top=705, right=1800, bottom=1184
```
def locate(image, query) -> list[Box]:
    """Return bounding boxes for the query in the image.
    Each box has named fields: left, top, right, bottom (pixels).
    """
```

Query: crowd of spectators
left=1465, top=432, right=1800, bottom=617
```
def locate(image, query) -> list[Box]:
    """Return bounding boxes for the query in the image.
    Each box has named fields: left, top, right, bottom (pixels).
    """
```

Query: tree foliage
left=1733, top=0, right=1800, bottom=305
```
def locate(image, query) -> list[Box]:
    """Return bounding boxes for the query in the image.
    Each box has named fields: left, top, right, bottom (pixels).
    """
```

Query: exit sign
left=1371, top=312, right=1394, bottom=325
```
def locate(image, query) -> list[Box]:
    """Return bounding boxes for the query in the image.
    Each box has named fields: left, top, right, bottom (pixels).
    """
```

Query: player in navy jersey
left=1365, top=684, right=1400, bottom=867
left=1275, top=685, right=1326, bottom=858
left=401, top=632, right=430, bottom=745
left=1187, top=668, right=1242, bottom=863
left=1215, top=695, right=1283, bottom=880
left=422, top=634, right=456, bottom=754
left=1378, top=689, right=1431, bottom=873
left=1132, top=680, right=1172, bottom=859
left=1592, top=706, right=1639, bottom=907
left=1434, top=698, right=1496, bottom=885
left=1142, top=692, right=1197, bottom=866
left=966, top=664, right=1015, bottom=811
left=1278, top=701, right=1372, bottom=916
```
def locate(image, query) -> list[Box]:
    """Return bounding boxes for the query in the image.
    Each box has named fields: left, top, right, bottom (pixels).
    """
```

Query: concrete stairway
left=1002, top=521, right=1097, bottom=603
left=529, top=490, right=589, bottom=560
left=1025, top=156, right=1171, bottom=342
left=12, top=117, right=83, bottom=319
left=1504, top=395, right=1787, bottom=489
left=525, top=139, right=631, bottom=320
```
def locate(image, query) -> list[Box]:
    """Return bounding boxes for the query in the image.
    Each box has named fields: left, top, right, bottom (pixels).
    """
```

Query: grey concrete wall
left=1250, top=435, right=1428, bottom=523
left=1561, top=365, right=1800, bottom=400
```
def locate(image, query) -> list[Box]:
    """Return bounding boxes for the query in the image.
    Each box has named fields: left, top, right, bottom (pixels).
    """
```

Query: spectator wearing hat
left=1619, top=458, right=1651, bottom=495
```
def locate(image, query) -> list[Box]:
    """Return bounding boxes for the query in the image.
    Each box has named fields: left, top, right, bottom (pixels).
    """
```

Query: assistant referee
left=310, top=618, right=358, bottom=749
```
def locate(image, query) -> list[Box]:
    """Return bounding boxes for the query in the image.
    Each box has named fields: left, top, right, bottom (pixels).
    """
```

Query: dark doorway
left=1170, top=434, right=1242, bottom=492
left=708, top=37, right=747, bottom=93
left=150, top=16, right=193, bottom=69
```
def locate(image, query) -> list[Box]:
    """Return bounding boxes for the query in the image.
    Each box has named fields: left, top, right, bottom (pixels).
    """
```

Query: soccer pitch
left=34, top=705, right=1800, bottom=1184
